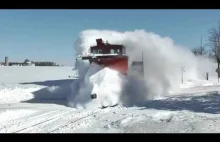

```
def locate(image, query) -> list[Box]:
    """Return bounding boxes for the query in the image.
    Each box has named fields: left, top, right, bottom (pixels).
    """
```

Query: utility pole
left=215, top=60, right=220, bottom=83
left=142, top=51, right=145, bottom=78
left=181, top=66, right=185, bottom=84
left=201, top=37, right=202, bottom=49
left=142, top=52, right=144, bottom=62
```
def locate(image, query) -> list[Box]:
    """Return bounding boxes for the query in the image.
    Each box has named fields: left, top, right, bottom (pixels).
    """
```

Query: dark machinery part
left=91, top=94, right=97, bottom=99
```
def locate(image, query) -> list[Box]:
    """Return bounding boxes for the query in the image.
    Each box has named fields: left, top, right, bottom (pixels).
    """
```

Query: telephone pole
left=181, top=66, right=185, bottom=84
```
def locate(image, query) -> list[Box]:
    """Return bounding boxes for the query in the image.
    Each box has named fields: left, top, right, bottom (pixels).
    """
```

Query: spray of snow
left=67, top=29, right=216, bottom=109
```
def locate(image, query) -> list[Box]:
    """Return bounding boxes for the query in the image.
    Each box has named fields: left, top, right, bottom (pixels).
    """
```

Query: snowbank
left=0, top=87, right=37, bottom=104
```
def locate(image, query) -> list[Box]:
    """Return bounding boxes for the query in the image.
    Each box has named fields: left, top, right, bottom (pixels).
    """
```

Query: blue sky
left=0, top=9, right=220, bottom=65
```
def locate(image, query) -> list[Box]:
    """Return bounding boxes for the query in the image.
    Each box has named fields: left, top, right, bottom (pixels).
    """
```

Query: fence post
left=206, top=72, right=209, bottom=80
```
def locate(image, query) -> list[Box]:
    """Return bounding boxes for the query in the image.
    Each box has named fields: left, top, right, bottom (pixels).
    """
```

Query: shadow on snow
left=20, top=79, right=74, bottom=87
left=20, top=79, right=220, bottom=114
left=19, top=79, right=78, bottom=106
left=139, top=91, right=220, bottom=114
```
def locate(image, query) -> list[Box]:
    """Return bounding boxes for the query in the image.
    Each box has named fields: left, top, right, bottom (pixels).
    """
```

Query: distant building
left=11, top=64, right=22, bottom=66
left=5, top=57, right=8, bottom=66
left=23, top=59, right=35, bottom=66
left=9, top=62, right=23, bottom=66
left=26, top=61, right=35, bottom=66
left=33, top=61, right=56, bottom=66
left=1, top=57, right=57, bottom=66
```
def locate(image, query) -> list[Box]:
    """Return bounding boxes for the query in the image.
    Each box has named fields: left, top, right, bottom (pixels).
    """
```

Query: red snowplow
left=75, top=38, right=144, bottom=100
left=76, top=38, right=129, bottom=99
left=76, top=38, right=129, bottom=76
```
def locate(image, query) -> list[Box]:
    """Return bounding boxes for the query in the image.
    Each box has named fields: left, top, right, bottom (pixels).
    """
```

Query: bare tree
left=208, top=22, right=220, bottom=82
left=192, top=48, right=199, bottom=56
left=192, top=37, right=208, bottom=56
left=24, top=59, right=29, bottom=63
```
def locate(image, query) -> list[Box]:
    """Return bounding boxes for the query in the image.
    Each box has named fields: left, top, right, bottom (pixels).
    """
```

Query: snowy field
left=1, top=66, right=220, bottom=133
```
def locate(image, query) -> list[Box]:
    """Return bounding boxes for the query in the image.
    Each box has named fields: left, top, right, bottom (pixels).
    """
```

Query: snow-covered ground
left=1, top=66, right=220, bottom=133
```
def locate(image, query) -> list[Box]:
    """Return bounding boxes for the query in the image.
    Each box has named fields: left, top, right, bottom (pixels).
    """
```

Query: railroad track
left=12, top=108, right=103, bottom=133
left=11, top=109, right=77, bottom=133
left=48, top=108, right=102, bottom=133
left=8, top=105, right=123, bottom=133
left=48, top=105, right=125, bottom=133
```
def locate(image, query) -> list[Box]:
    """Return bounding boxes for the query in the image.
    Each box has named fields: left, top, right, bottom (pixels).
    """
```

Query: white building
left=26, top=61, right=35, bottom=66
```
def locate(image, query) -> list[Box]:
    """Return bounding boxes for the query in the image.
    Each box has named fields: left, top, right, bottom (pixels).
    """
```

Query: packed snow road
left=1, top=67, right=220, bottom=133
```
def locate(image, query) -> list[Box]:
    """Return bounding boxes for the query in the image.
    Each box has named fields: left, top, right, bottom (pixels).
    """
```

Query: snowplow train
left=76, top=38, right=144, bottom=100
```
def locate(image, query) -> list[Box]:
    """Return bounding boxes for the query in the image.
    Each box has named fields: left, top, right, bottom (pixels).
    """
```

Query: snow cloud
left=67, top=29, right=215, bottom=108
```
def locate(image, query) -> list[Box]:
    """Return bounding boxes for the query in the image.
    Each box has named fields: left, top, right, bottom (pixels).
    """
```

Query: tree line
left=192, top=22, right=220, bottom=60
left=192, top=21, right=220, bottom=81
left=8, top=59, right=58, bottom=66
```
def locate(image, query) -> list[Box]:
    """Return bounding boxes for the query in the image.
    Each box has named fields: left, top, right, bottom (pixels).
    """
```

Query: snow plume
left=68, top=63, right=126, bottom=109
left=67, top=29, right=211, bottom=108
